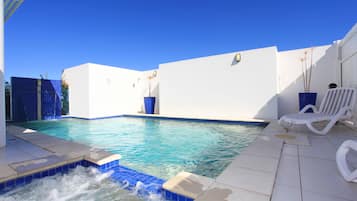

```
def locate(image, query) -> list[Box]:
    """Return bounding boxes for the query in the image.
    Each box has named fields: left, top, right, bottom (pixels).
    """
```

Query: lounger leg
left=306, top=120, right=337, bottom=135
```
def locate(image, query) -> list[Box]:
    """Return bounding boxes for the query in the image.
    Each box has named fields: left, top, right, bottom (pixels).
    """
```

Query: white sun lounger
left=336, top=140, right=357, bottom=183
left=279, top=88, right=356, bottom=135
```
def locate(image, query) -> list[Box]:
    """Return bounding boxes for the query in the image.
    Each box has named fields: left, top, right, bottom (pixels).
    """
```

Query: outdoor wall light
left=235, top=53, right=241, bottom=63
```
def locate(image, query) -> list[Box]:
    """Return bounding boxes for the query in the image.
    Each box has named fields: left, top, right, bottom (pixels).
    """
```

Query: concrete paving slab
left=300, top=156, right=357, bottom=201
left=196, top=182, right=269, bottom=201
left=271, top=185, right=301, bottom=201
left=302, top=190, right=351, bottom=201
left=10, top=155, right=66, bottom=174
left=216, top=165, right=275, bottom=196
left=0, top=164, right=17, bottom=182
left=282, top=144, right=298, bottom=156
left=229, top=153, right=279, bottom=173
left=162, top=172, right=214, bottom=199
left=275, top=155, right=300, bottom=188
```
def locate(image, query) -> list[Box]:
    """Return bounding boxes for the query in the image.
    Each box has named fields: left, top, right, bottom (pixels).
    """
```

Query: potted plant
left=299, top=48, right=317, bottom=113
left=144, top=71, right=157, bottom=114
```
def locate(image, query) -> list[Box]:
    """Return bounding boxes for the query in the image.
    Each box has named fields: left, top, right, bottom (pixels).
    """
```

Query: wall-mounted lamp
left=235, top=53, right=241, bottom=63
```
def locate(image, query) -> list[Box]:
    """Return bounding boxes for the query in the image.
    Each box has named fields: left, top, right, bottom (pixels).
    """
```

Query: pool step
left=103, top=165, right=165, bottom=197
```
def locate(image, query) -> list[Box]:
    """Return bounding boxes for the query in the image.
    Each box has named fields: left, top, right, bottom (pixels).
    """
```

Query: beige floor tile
left=0, top=164, right=17, bottom=180
left=302, top=190, right=351, bottom=201
left=241, top=137, right=283, bottom=159
left=275, top=155, right=300, bottom=188
left=196, top=182, right=269, bottom=201
left=300, top=157, right=357, bottom=200
left=299, top=137, right=337, bottom=160
left=282, top=144, right=298, bottom=156
left=271, top=185, right=301, bottom=201
left=229, top=153, right=279, bottom=173
left=216, top=166, right=275, bottom=196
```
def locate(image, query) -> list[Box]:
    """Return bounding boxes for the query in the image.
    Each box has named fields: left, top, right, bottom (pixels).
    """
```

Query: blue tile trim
left=62, top=115, right=124, bottom=120
left=62, top=114, right=268, bottom=126
left=0, top=160, right=83, bottom=194
left=123, top=114, right=268, bottom=126
left=162, top=189, right=194, bottom=201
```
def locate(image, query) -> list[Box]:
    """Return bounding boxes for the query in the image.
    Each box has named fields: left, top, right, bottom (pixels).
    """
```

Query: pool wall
left=62, top=114, right=268, bottom=127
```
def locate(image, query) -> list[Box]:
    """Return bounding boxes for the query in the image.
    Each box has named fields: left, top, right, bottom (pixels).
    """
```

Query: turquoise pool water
left=18, top=117, right=263, bottom=179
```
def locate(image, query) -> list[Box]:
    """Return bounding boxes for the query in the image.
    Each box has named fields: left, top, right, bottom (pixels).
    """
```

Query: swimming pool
left=18, top=117, right=264, bottom=179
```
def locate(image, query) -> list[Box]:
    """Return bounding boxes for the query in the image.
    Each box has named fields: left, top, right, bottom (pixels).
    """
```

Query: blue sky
left=5, top=0, right=357, bottom=81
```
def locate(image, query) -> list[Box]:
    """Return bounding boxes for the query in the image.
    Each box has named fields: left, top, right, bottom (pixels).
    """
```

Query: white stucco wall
left=340, top=23, right=357, bottom=126
left=87, top=64, right=142, bottom=118
left=277, top=45, right=339, bottom=117
left=62, top=64, right=91, bottom=118
left=63, top=63, right=159, bottom=119
left=159, top=46, right=278, bottom=120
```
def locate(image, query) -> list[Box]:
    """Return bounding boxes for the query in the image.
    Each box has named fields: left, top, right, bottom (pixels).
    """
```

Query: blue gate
left=11, top=77, right=62, bottom=121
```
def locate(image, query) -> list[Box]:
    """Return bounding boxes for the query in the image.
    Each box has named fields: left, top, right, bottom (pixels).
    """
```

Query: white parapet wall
left=63, top=63, right=157, bottom=119
left=340, top=23, right=357, bottom=127
left=277, top=45, right=340, bottom=117
left=159, top=46, right=279, bottom=120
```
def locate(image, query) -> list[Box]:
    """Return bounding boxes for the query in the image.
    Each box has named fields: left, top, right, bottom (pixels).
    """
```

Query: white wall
left=159, top=47, right=278, bottom=120
left=340, top=23, right=357, bottom=126
left=62, top=64, right=91, bottom=118
left=63, top=63, right=159, bottom=119
left=277, top=45, right=339, bottom=117
left=87, top=64, right=142, bottom=118
left=0, top=0, right=5, bottom=147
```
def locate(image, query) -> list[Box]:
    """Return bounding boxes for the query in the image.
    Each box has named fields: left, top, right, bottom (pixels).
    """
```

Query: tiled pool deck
left=162, top=121, right=357, bottom=201
left=1, top=120, right=357, bottom=201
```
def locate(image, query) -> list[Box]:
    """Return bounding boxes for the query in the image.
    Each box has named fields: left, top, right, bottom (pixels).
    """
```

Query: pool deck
left=162, top=121, right=357, bottom=201
left=1, top=119, right=357, bottom=201
left=0, top=126, right=120, bottom=184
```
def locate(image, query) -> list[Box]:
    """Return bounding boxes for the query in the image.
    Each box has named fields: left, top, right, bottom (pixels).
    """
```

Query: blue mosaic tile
left=41, top=169, right=49, bottom=177
left=15, top=177, right=25, bottom=186
left=6, top=180, right=15, bottom=188
left=162, top=189, right=194, bottom=201
left=24, top=175, right=33, bottom=184
left=0, top=182, right=5, bottom=191
left=49, top=168, right=56, bottom=176
left=122, top=114, right=268, bottom=127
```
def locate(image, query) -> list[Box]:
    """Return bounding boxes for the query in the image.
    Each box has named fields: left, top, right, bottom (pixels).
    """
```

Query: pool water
left=18, top=117, right=263, bottom=179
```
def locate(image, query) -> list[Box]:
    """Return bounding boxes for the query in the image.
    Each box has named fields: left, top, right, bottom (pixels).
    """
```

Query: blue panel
left=41, top=79, right=62, bottom=120
left=11, top=77, right=38, bottom=122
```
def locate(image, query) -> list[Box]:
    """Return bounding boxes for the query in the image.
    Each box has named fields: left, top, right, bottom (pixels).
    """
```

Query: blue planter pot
left=144, top=97, right=156, bottom=114
left=299, top=92, right=317, bottom=113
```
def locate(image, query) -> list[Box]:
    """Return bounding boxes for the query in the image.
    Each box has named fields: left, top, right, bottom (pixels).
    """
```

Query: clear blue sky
left=5, top=0, right=357, bottom=81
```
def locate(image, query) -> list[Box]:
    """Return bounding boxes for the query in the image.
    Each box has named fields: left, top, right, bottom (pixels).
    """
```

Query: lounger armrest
left=299, top=104, right=318, bottom=113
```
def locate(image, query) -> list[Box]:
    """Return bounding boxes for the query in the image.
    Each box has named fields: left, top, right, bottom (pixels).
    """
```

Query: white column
left=0, top=0, right=5, bottom=147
